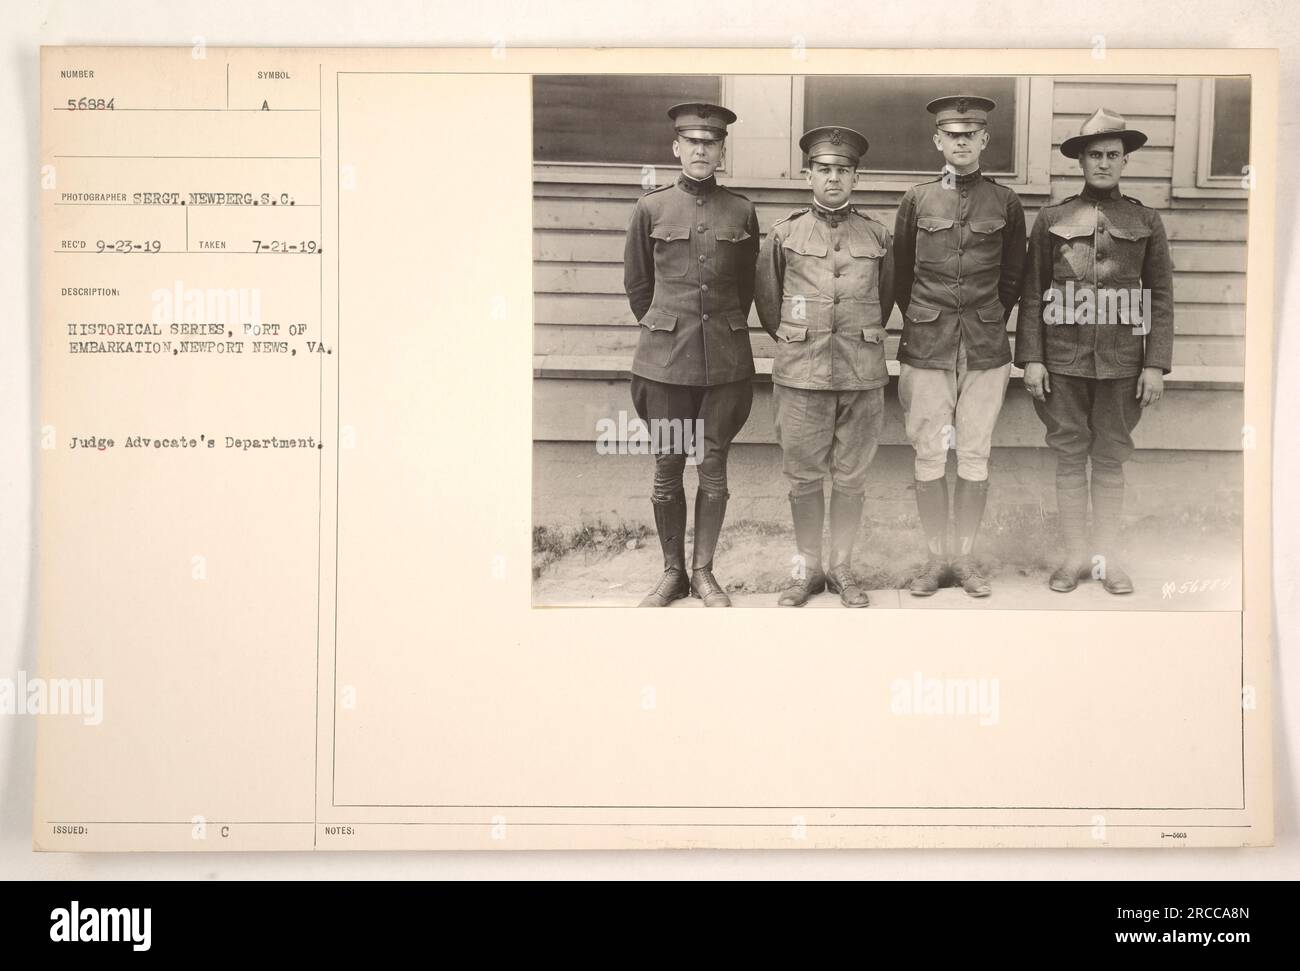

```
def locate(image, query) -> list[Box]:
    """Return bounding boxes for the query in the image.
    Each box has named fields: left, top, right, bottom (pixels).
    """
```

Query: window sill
left=1172, top=184, right=1250, bottom=201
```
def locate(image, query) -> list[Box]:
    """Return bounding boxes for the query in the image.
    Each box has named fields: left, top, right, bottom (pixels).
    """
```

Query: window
left=533, top=75, right=723, bottom=166
left=1172, top=76, right=1252, bottom=198
left=799, top=76, right=1020, bottom=176
left=1206, top=78, right=1251, bottom=180
left=530, top=74, right=1050, bottom=191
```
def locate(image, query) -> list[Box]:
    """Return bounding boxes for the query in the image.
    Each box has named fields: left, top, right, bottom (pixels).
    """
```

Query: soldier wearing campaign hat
left=1016, top=108, right=1175, bottom=595
left=755, top=126, right=894, bottom=607
left=891, top=94, right=1027, bottom=598
left=623, top=102, right=761, bottom=607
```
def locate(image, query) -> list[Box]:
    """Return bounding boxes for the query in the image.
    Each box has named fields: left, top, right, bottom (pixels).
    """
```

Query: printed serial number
left=66, top=98, right=115, bottom=110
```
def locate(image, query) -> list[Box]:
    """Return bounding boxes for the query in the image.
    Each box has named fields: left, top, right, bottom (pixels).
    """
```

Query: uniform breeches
left=772, top=384, right=884, bottom=499
left=630, top=375, right=754, bottom=499
left=1032, top=372, right=1143, bottom=487
left=899, top=339, right=1011, bottom=482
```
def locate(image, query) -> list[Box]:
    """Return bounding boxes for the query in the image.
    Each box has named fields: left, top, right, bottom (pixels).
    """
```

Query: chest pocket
left=915, top=216, right=954, bottom=265
left=712, top=225, right=752, bottom=279
left=650, top=224, right=691, bottom=278
left=966, top=216, right=1006, bottom=268
left=781, top=233, right=829, bottom=258
left=1048, top=223, right=1094, bottom=281
left=1105, top=222, right=1153, bottom=284
left=844, top=231, right=886, bottom=298
left=780, top=231, right=829, bottom=306
left=847, top=234, right=886, bottom=260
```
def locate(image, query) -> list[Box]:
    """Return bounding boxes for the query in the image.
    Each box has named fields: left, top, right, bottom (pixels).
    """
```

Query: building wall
left=532, top=75, right=1247, bottom=526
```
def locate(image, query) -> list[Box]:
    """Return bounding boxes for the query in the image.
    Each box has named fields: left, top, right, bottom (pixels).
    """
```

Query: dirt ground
left=532, top=512, right=1242, bottom=610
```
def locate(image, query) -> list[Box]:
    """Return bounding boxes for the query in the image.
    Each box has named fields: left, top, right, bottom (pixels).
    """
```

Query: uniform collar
left=943, top=165, right=983, bottom=186
left=677, top=172, right=718, bottom=195
left=1081, top=182, right=1123, bottom=202
left=812, top=198, right=852, bottom=225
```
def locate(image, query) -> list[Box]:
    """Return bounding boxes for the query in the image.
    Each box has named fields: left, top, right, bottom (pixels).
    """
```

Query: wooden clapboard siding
left=1052, top=115, right=1175, bottom=147
left=532, top=74, right=1248, bottom=449
left=534, top=323, right=1245, bottom=367
left=532, top=366, right=1245, bottom=448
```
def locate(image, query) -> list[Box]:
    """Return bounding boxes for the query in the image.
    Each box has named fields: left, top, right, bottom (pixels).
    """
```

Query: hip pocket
left=773, top=320, right=811, bottom=384
left=635, top=308, right=678, bottom=368
left=900, top=302, right=942, bottom=361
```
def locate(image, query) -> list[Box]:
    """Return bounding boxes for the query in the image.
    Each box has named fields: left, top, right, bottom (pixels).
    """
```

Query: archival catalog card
left=34, top=47, right=1276, bottom=850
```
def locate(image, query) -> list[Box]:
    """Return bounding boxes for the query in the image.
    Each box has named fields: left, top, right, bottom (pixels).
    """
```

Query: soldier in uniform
left=623, top=102, right=761, bottom=607
left=1016, top=109, right=1174, bottom=594
left=755, top=126, right=894, bottom=607
left=892, top=95, right=1026, bottom=597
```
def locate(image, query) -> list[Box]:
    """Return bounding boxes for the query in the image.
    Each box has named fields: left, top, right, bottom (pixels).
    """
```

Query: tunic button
left=696, top=198, right=704, bottom=206
left=698, top=255, right=705, bottom=262
left=702, top=314, right=709, bottom=321
left=834, top=271, right=841, bottom=278
left=697, top=224, right=705, bottom=231
left=700, top=284, right=708, bottom=292
left=833, top=296, right=841, bottom=304
left=1099, top=226, right=1108, bottom=234
left=834, top=243, right=841, bottom=251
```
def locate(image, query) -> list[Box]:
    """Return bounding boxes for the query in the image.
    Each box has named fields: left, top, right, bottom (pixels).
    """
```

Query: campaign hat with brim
left=1060, top=107, right=1149, bottom=158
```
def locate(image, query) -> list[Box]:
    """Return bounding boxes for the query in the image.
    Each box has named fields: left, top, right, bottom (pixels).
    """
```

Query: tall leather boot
left=1090, top=471, right=1134, bottom=594
left=826, top=492, right=870, bottom=607
left=1048, top=478, right=1090, bottom=592
left=909, top=477, right=949, bottom=597
left=950, top=477, right=991, bottom=598
left=778, top=491, right=826, bottom=607
left=638, top=492, right=690, bottom=607
left=690, top=490, right=732, bottom=607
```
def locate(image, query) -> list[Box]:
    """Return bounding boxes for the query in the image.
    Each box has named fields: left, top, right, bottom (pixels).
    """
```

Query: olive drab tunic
left=754, top=206, right=895, bottom=391
left=892, top=170, right=1027, bottom=370
left=1016, top=184, right=1175, bottom=378
left=623, top=174, right=761, bottom=386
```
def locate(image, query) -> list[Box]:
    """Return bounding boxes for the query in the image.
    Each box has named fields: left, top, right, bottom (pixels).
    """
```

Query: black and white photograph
left=532, top=73, right=1249, bottom=610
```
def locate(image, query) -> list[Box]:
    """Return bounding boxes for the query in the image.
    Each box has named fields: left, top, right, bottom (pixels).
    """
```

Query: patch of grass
left=532, top=520, right=651, bottom=579
left=534, top=508, right=1241, bottom=590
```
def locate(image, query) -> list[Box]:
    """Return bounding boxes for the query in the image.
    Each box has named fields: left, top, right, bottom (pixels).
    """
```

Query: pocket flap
left=723, top=309, right=750, bottom=331
left=650, top=224, right=690, bottom=243
left=969, top=217, right=1007, bottom=235
left=776, top=321, right=808, bottom=343
left=861, top=327, right=886, bottom=344
left=1048, top=223, right=1094, bottom=241
left=639, top=309, right=678, bottom=332
left=905, top=303, right=941, bottom=323
left=1107, top=223, right=1153, bottom=242
left=714, top=226, right=752, bottom=244
left=976, top=302, right=1005, bottom=323
left=918, top=217, right=955, bottom=233
left=848, top=235, right=886, bottom=259
left=782, top=236, right=828, bottom=258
